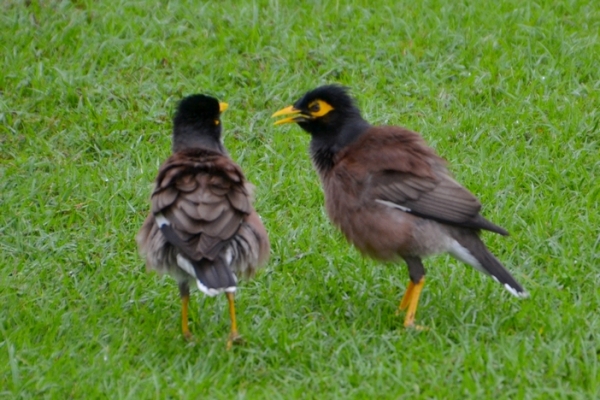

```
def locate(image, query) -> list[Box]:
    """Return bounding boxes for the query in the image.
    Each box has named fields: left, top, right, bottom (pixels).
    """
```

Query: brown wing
left=337, top=126, right=508, bottom=235
left=373, top=170, right=484, bottom=225
left=150, top=148, right=251, bottom=261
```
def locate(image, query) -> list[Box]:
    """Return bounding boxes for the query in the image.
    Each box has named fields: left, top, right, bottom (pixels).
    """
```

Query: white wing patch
left=375, top=199, right=412, bottom=212
left=223, top=246, right=234, bottom=266
left=176, top=254, right=196, bottom=277
left=154, top=213, right=170, bottom=228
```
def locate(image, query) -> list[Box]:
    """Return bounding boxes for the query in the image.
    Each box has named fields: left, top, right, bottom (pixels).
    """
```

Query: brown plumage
left=273, top=85, right=527, bottom=328
left=137, top=94, right=269, bottom=346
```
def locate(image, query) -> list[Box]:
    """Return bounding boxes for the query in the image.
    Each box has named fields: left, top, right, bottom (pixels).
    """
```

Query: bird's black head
left=272, top=85, right=371, bottom=171
left=272, top=85, right=364, bottom=135
left=172, top=94, right=228, bottom=153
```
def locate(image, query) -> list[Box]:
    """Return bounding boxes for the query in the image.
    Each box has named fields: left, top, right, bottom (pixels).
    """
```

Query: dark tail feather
left=192, top=258, right=237, bottom=295
left=452, top=233, right=528, bottom=298
left=156, top=214, right=236, bottom=295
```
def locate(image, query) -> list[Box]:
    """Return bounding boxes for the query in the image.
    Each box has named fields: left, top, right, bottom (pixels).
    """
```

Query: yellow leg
left=181, top=294, right=193, bottom=340
left=398, top=281, right=416, bottom=312
left=399, top=277, right=425, bottom=328
left=226, top=292, right=242, bottom=350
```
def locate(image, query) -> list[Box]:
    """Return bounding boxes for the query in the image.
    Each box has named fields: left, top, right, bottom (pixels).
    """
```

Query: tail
left=449, top=231, right=528, bottom=298
left=176, top=254, right=237, bottom=297
left=155, top=213, right=236, bottom=297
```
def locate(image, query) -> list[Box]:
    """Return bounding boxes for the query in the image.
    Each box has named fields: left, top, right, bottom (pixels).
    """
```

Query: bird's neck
left=309, top=118, right=371, bottom=174
left=172, top=126, right=226, bottom=154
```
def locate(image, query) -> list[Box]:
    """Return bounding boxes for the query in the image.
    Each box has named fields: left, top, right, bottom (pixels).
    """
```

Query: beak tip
left=271, top=105, right=299, bottom=118
left=271, top=105, right=303, bottom=126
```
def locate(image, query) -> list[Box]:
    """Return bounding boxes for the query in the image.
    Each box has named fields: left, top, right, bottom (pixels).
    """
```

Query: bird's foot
left=402, top=311, right=429, bottom=331
left=408, top=324, right=429, bottom=331
left=226, top=332, right=245, bottom=350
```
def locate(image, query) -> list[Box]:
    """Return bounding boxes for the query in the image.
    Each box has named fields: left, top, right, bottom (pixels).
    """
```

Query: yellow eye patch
left=307, top=100, right=334, bottom=117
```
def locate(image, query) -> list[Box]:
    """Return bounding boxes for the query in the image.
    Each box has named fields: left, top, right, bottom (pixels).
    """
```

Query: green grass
left=1, top=0, right=599, bottom=398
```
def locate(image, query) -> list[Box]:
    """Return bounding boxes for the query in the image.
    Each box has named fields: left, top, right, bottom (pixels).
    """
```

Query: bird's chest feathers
left=321, top=167, right=370, bottom=225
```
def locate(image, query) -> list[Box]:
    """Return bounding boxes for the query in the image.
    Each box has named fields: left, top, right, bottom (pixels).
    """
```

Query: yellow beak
left=271, top=105, right=303, bottom=125
left=219, top=102, right=229, bottom=113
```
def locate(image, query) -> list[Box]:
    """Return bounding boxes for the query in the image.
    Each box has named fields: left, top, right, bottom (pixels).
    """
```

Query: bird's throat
left=309, top=119, right=371, bottom=174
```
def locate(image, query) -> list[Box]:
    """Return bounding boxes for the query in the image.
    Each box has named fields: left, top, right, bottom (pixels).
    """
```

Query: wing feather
left=336, top=126, right=507, bottom=234
left=150, top=150, right=251, bottom=260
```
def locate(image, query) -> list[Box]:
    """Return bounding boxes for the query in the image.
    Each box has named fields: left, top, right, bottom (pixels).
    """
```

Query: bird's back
left=137, top=148, right=269, bottom=289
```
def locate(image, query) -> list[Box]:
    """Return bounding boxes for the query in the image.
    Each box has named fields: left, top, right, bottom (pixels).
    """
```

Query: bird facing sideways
left=137, top=94, right=270, bottom=347
left=272, top=85, right=527, bottom=328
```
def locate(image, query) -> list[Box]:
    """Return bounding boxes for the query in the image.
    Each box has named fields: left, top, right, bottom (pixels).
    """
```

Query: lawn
left=1, top=0, right=599, bottom=398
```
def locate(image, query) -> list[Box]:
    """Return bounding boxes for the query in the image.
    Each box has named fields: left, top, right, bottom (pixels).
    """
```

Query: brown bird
left=272, top=85, right=527, bottom=328
left=137, top=94, right=269, bottom=347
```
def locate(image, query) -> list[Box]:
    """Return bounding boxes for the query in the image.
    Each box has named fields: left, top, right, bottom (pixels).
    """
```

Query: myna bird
left=137, top=94, right=270, bottom=347
left=272, top=85, right=527, bottom=328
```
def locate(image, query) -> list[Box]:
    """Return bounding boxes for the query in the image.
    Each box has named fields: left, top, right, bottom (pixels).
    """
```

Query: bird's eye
left=307, top=100, right=334, bottom=117
left=308, top=101, right=320, bottom=112
left=215, top=120, right=220, bottom=125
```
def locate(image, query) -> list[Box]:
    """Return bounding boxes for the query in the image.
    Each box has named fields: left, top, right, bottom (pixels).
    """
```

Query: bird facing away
left=137, top=94, right=270, bottom=347
left=272, top=85, right=527, bottom=328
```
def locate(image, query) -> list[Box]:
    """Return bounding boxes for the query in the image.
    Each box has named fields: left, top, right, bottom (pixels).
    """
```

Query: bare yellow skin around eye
left=215, top=120, right=219, bottom=125
left=308, top=100, right=334, bottom=117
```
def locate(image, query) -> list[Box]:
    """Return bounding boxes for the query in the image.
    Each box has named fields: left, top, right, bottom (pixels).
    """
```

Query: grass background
left=1, top=0, right=599, bottom=398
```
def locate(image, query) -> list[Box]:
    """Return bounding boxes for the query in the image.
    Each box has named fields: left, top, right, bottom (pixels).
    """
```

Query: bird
left=137, top=94, right=270, bottom=347
left=272, top=84, right=527, bottom=328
